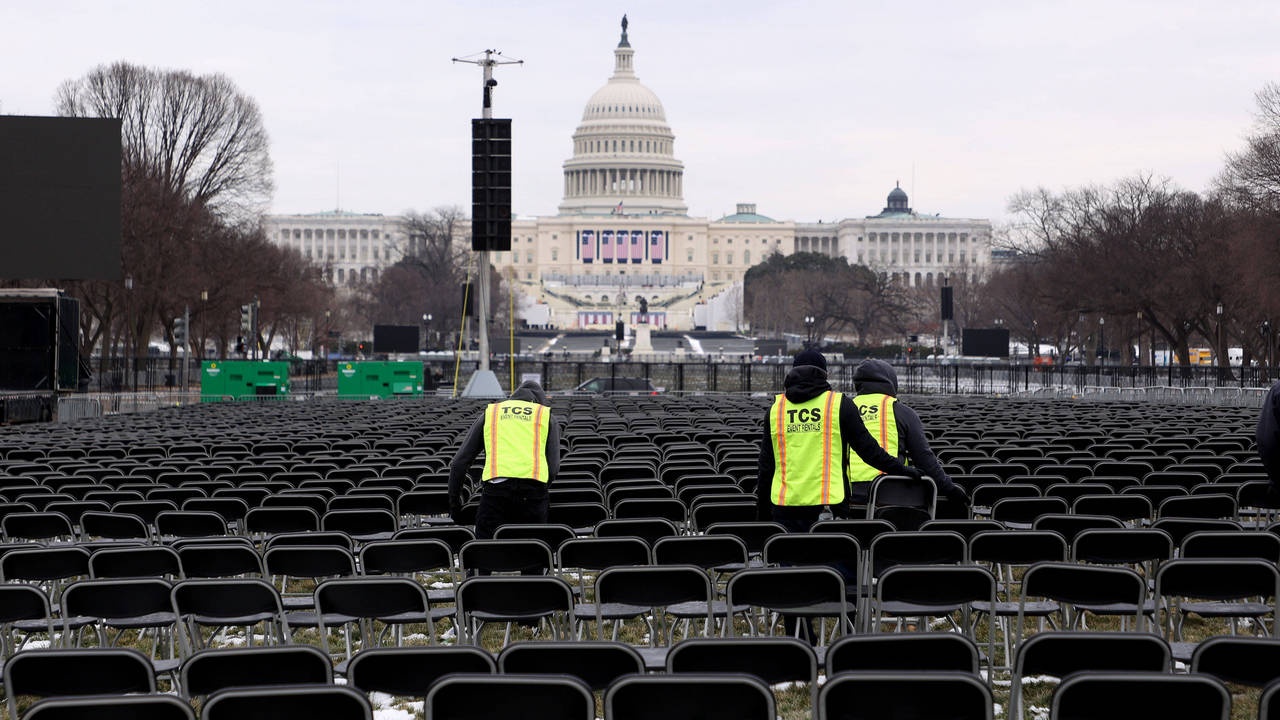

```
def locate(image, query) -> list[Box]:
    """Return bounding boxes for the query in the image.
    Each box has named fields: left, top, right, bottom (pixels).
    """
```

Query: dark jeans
left=474, top=478, right=550, bottom=539
left=770, top=504, right=855, bottom=644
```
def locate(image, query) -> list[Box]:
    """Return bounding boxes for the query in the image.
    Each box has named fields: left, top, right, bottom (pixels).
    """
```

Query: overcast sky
left=4, top=1, right=1278, bottom=226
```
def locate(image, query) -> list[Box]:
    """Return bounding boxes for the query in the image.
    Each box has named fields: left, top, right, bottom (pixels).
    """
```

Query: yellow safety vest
left=482, top=399, right=551, bottom=483
left=768, top=391, right=845, bottom=506
left=848, top=393, right=905, bottom=483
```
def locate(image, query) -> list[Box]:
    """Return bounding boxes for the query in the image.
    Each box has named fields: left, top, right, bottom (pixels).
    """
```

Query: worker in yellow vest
left=448, top=380, right=560, bottom=539
left=756, top=350, right=928, bottom=532
left=849, top=358, right=969, bottom=508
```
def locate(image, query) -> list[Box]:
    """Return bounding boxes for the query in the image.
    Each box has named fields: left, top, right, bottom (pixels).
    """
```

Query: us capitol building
left=266, top=18, right=994, bottom=332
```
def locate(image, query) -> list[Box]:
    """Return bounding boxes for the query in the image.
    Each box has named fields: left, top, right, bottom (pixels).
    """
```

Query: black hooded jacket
left=448, top=381, right=561, bottom=501
left=756, top=364, right=916, bottom=514
left=852, top=359, right=956, bottom=493
left=1258, top=382, right=1280, bottom=486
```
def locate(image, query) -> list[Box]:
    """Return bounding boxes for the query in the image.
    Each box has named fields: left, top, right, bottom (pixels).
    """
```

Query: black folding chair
left=22, top=695, right=195, bottom=720
left=179, top=644, right=333, bottom=700
left=201, top=685, right=373, bottom=720
left=1049, top=671, right=1229, bottom=720
left=817, top=670, right=993, bottom=720
left=605, top=673, right=776, bottom=720
left=427, top=673, right=594, bottom=720
left=664, top=635, right=818, bottom=708
left=499, top=640, right=646, bottom=691
left=456, top=575, right=575, bottom=647
left=345, top=645, right=496, bottom=717
left=1008, top=631, right=1171, bottom=720
left=3, top=647, right=157, bottom=720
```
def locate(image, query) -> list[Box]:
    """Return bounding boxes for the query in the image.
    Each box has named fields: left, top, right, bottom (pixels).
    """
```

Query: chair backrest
left=817, top=671, right=993, bottom=720
left=459, top=538, right=555, bottom=575
left=665, top=636, right=817, bottom=686
left=651, top=534, right=747, bottom=569
left=427, top=673, right=595, bottom=720
left=990, top=496, right=1069, bottom=527
left=866, top=474, right=937, bottom=530
left=762, top=532, right=861, bottom=573
left=244, top=506, right=320, bottom=535
left=826, top=633, right=981, bottom=675
left=868, top=530, right=968, bottom=577
left=0, top=545, right=91, bottom=583
left=558, top=536, right=652, bottom=572
left=493, top=523, right=578, bottom=551
left=498, top=640, right=646, bottom=691
left=1179, top=529, right=1280, bottom=561
left=1019, top=561, right=1147, bottom=631
left=3, top=648, right=157, bottom=719
left=1050, top=671, right=1229, bottom=720
left=62, top=578, right=173, bottom=623
left=180, top=645, right=333, bottom=698
left=314, top=576, right=431, bottom=622
left=595, top=564, right=713, bottom=612
left=456, top=575, right=575, bottom=642
left=177, top=543, right=265, bottom=578
left=169, top=578, right=288, bottom=651
left=968, top=529, right=1068, bottom=567
left=201, top=685, right=373, bottom=720
left=1070, top=527, right=1174, bottom=568
left=345, top=645, right=496, bottom=698
left=1007, top=629, right=1171, bottom=719
left=1191, top=636, right=1280, bottom=688
left=358, top=538, right=454, bottom=576
left=605, top=673, right=777, bottom=720
left=22, top=695, right=196, bottom=720
left=725, top=566, right=849, bottom=638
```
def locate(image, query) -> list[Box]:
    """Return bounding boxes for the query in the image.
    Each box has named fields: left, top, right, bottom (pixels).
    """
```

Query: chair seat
left=426, top=588, right=456, bottom=603
left=189, top=611, right=282, bottom=627
left=100, top=611, right=180, bottom=629
left=636, top=645, right=670, bottom=671
left=970, top=600, right=1060, bottom=617
left=377, top=608, right=454, bottom=624
left=286, top=611, right=354, bottom=628
left=468, top=609, right=558, bottom=623
left=876, top=600, right=966, bottom=617
left=17, top=617, right=93, bottom=632
left=1178, top=601, right=1272, bottom=618
left=282, top=596, right=316, bottom=611
left=1073, top=601, right=1156, bottom=616
left=667, top=600, right=750, bottom=619
left=583, top=602, right=651, bottom=622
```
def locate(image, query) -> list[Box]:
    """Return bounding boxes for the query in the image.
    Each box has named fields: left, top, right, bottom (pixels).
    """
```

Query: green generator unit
left=337, top=361, right=424, bottom=399
left=200, top=360, right=291, bottom=401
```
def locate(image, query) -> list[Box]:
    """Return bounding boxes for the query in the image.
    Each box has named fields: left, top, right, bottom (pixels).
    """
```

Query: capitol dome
left=558, top=17, right=687, bottom=216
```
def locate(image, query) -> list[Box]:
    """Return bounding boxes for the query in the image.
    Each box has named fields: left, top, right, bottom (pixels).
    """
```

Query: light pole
left=1216, top=302, right=1224, bottom=371
left=1098, top=316, right=1106, bottom=366
left=200, top=290, right=208, bottom=362
left=124, top=274, right=135, bottom=392
left=422, top=313, right=433, bottom=351
left=804, top=315, right=815, bottom=347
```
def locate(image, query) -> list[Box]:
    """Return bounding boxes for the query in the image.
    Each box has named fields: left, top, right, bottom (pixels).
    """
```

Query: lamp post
left=200, top=290, right=208, bottom=362
left=1098, top=316, right=1106, bottom=366
left=422, top=313, right=433, bottom=351
left=124, top=274, right=135, bottom=392
left=1216, top=302, right=1224, bottom=377
left=804, top=315, right=815, bottom=347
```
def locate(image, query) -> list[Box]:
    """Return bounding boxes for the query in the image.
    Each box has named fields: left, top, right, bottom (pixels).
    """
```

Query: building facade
left=265, top=18, right=993, bottom=331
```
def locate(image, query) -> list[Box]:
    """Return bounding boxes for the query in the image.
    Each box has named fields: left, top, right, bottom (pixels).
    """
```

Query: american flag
left=611, top=201, right=624, bottom=215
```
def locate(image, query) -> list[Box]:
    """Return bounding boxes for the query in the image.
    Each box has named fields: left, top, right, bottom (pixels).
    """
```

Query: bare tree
left=56, top=61, right=273, bottom=222
left=50, top=62, right=277, bottom=373
left=1217, top=82, right=1280, bottom=211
